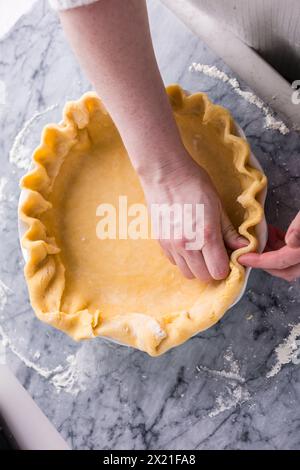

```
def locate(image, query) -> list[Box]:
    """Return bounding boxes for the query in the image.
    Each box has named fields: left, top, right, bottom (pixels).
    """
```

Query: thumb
left=221, top=208, right=248, bottom=250
left=285, top=212, right=300, bottom=248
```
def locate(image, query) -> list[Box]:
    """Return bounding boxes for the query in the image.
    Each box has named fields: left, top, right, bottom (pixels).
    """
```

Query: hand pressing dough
left=20, top=85, right=266, bottom=356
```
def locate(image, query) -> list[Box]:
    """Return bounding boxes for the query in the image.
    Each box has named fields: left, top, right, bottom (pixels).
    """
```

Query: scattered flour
left=197, top=348, right=244, bottom=384
left=149, top=320, right=167, bottom=340
left=189, top=63, right=289, bottom=135
left=0, top=176, right=15, bottom=208
left=51, top=354, right=86, bottom=396
left=196, top=364, right=245, bottom=384
left=9, top=104, right=58, bottom=170
left=196, top=348, right=251, bottom=418
left=33, top=350, right=41, bottom=360
left=0, top=324, right=62, bottom=380
left=267, top=323, right=300, bottom=378
left=209, top=385, right=250, bottom=418
left=0, top=324, right=84, bottom=396
left=0, top=176, right=9, bottom=201
left=0, top=279, right=12, bottom=311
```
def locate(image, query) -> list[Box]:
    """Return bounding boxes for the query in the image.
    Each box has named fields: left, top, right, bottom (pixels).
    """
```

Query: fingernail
left=237, top=236, right=248, bottom=246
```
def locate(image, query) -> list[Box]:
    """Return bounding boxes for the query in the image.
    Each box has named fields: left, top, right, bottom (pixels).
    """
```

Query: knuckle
left=277, top=259, right=288, bottom=270
left=172, top=237, right=189, bottom=251
left=159, top=239, right=171, bottom=250
left=223, top=223, right=235, bottom=237
left=292, top=229, right=300, bottom=243
left=204, top=224, right=217, bottom=243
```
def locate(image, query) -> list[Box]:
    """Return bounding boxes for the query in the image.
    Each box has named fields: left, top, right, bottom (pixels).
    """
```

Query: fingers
left=201, top=221, right=230, bottom=280
left=160, top=208, right=300, bottom=282
left=285, top=211, right=300, bottom=248
left=159, top=240, right=176, bottom=265
left=221, top=209, right=248, bottom=250
left=239, top=245, right=300, bottom=270
left=265, top=264, right=300, bottom=282
left=161, top=239, right=213, bottom=282
left=164, top=250, right=176, bottom=265
left=181, top=249, right=212, bottom=282
left=165, top=240, right=212, bottom=281
left=161, top=207, right=246, bottom=282
left=172, top=251, right=195, bottom=279
left=238, top=223, right=300, bottom=283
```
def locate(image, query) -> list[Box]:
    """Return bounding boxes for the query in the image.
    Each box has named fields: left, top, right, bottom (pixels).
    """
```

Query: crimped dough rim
left=19, top=84, right=267, bottom=356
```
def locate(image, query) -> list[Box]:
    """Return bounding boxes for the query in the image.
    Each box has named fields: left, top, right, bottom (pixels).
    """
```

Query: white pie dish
left=18, top=111, right=268, bottom=344
left=230, top=124, right=268, bottom=307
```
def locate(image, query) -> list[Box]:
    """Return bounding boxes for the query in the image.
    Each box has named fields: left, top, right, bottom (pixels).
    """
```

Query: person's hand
left=239, top=212, right=300, bottom=282
left=140, top=149, right=248, bottom=281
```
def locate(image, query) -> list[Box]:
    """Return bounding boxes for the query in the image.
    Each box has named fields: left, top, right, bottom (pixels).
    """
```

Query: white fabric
left=49, top=0, right=99, bottom=10
left=188, top=0, right=300, bottom=80
left=49, top=0, right=300, bottom=80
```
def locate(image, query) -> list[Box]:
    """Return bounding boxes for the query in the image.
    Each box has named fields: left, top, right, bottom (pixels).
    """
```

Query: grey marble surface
left=0, top=0, right=300, bottom=450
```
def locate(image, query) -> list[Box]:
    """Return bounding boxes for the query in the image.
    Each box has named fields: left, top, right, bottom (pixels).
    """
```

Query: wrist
left=136, top=147, right=197, bottom=187
left=123, top=128, right=188, bottom=181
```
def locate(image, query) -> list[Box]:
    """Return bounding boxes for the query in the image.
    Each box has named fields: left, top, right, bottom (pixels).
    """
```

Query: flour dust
left=189, top=63, right=289, bottom=135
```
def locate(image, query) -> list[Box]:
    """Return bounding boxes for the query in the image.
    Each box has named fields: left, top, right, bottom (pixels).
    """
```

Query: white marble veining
left=0, top=0, right=37, bottom=38
left=0, top=0, right=300, bottom=450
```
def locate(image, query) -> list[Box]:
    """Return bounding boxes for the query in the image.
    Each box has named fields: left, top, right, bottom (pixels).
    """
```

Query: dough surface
left=20, top=85, right=267, bottom=356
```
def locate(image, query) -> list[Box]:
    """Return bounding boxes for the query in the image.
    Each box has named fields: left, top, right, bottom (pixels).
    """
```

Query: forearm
left=59, top=0, right=185, bottom=177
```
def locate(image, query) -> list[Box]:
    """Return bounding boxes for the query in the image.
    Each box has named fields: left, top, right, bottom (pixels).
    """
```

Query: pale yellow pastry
left=19, top=85, right=267, bottom=356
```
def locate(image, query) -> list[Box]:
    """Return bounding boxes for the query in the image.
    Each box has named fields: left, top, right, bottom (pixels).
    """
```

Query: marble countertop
left=0, top=0, right=300, bottom=450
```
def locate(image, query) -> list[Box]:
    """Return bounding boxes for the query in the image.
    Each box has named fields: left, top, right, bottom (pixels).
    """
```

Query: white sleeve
left=49, top=0, right=99, bottom=10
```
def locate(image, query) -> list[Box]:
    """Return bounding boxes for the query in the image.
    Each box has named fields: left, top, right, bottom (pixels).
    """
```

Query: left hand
left=239, top=212, right=300, bottom=282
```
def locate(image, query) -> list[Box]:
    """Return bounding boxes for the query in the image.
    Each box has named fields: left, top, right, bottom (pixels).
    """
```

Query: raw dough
left=20, top=85, right=266, bottom=356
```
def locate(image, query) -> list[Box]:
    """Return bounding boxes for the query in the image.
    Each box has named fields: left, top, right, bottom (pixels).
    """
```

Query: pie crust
left=19, top=85, right=267, bottom=356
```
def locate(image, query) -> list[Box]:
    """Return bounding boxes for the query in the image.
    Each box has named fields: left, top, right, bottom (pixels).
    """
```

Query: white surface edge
left=160, top=0, right=300, bottom=130
left=0, top=365, right=70, bottom=450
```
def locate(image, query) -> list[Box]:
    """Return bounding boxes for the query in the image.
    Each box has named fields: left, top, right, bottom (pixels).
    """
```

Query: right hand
left=239, top=216, right=300, bottom=282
